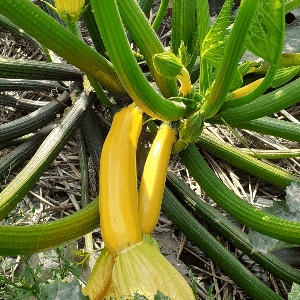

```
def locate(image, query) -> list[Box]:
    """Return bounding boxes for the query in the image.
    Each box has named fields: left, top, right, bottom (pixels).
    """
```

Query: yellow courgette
left=138, top=123, right=176, bottom=234
left=232, top=78, right=264, bottom=99
left=99, top=104, right=143, bottom=257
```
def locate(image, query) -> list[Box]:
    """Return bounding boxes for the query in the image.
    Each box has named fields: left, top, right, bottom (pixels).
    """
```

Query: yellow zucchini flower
left=83, top=241, right=195, bottom=300
left=55, top=0, right=85, bottom=23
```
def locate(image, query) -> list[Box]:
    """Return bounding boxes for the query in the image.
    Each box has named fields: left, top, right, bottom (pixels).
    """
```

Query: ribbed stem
left=162, top=186, right=283, bottom=300
left=152, top=0, right=169, bottom=32
left=166, top=171, right=300, bottom=286
left=197, top=131, right=300, bottom=189
left=179, top=144, right=300, bottom=244
left=0, top=91, right=95, bottom=221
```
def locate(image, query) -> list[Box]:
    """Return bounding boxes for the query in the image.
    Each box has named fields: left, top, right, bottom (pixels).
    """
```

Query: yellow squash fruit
left=113, top=241, right=195, bottom=300
left=232, top=78, right=264, bottom=99
left=138, top=123, right=176, bottom=234
left=99, top=104, right=143, bottom=257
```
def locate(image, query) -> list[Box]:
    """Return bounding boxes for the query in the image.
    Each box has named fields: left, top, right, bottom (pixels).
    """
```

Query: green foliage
left=188, top=269, right=197, bottom=297
left=289, top=283, right=300, bottom=300
left=0, top=246, right=86, bottom=299
left=245, top=0, right=284, bottom=64
left=39, top=278, right=89, bottom=300
left=205, top=281, right=231, bottom=300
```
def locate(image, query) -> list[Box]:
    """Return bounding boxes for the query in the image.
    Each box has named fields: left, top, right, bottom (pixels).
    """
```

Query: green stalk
left=67, top=21, right=82, bottom=39
left=162, top=186, right=283, bottom=300
left=152, top=0, right=169, bottom=32
left=179, top=144, right=300, bottom=244
left=197, top=0, right=210, bottom=50
left=0, top=91, right=94, bottom=221
left=117, top=0, right=178, bottom=97
left=0, top=56, right=83, bottom=81
left=0, top=92, right=71, bottom=142
left=166, top=171, right=300, bottom=286
left=0, top=13, right=42, bottom=50
left=197, top=0, right=211, bottom=94
left=87, top=77, right=115, bottom=106
left=82, top=0, right=106, bottom=56
left=171, top=0, right=197, bottom=56
left=201, top=0, right=259, bottom=119
left=0, top=197, right=99, bottom=255
left=66, top=19, right=115, bottom=106
left=211, top=77, right=300, bottom=124
left=76, top=127, right=94, bottom=253
left=40, top=44, right=53, bottom=62
left=223, top=0, right=285, bottom=110
left=90, top=0, right=188, bottom=120
left=197, top=131, right=300, bottom=189
left=238, top=148, right=300, bottom=159
left=137, top=0, right=154, bottom=17
left=0, top=0, right=124, bottom=97
left=231, top=116, right=300, bottom=143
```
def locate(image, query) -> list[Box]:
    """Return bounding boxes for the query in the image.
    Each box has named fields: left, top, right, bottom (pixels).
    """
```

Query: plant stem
left=166, top=171, right=300, bottom=286
left=162, top=186, right=283, bottom=300
left=152, top=0, right=169, bottom=32
left=201, top=0, right=259, bottom=119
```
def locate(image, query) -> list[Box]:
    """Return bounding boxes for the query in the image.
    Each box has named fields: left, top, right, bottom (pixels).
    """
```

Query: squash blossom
left=55, top=0, right=85, bottom=23
left=83, top=241, right=195, bottom=300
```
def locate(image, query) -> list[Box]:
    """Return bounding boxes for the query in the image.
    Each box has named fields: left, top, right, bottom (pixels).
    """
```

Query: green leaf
left=289, top=283, right=300, bottom=300
left=207, top=281, right=218, bottom=297
left=154, top=290, right=171, bottom=300
left=249, top=200, right=300, bottom=254
left=201, top=0, right=242, bottom=90
left=245, top=0, right=285, bottom=64
left=202, top=0, right=233, bottom=58
left=22, top=265, right=32, bottom=287
left=39, top=279, right=89, bottom=299
left=271, top=65, right=300, bottom=88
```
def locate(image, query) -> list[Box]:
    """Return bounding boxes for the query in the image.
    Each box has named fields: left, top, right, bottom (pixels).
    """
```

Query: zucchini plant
left=1, top=0, right=300, bottom=298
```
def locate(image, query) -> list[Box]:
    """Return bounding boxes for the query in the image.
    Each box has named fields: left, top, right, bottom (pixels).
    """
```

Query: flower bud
left=179, top=110, right=204, bottom=143
left=153, top=52, right=183, bottom=79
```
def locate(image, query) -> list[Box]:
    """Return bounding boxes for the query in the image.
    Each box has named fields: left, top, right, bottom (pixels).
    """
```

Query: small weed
left=0, top=245, right=84, bottom=299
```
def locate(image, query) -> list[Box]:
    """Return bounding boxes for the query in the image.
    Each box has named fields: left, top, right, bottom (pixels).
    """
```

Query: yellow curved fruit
left=99, top=104, right=143, bottom=257
left=138, top=123, right=176, bottom=234
left=232, top=78, right=263, bottom=99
